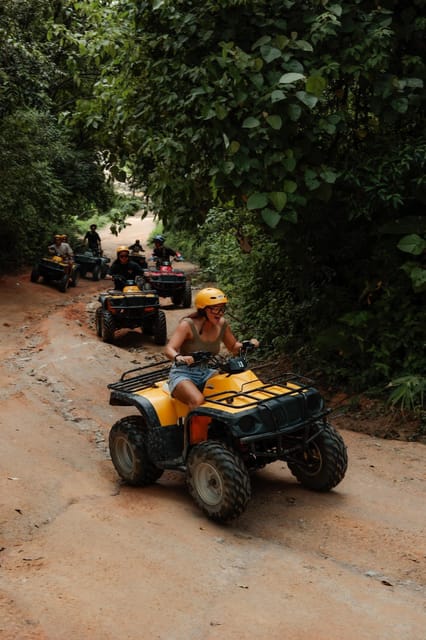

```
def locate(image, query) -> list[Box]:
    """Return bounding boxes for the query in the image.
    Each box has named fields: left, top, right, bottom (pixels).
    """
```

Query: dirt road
left=0, top=216, right=425, bottom=640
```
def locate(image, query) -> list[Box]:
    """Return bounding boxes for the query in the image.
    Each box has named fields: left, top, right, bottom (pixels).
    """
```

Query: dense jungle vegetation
left=0, top=0, right=425, bottom=409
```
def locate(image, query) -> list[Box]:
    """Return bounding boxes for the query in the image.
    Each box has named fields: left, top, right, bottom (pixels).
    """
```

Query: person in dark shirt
left=84, top=224, right=102, bottom=254
left=152, top=234, right=176, bottom=266
left=128, top=239, right=144, bottom=253
left=108, top=246, right=145, bottom=290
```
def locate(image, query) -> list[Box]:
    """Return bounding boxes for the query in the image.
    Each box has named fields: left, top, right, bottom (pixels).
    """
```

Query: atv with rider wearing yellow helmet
left=95, top=246, right=167, bottom=345
left=107, top=287, right=348, bottom=523
left=31, top=234, right=80, bottom=292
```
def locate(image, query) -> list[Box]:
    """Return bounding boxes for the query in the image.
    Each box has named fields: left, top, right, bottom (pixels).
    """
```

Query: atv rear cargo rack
left=108, top=360, right=172, bottom=394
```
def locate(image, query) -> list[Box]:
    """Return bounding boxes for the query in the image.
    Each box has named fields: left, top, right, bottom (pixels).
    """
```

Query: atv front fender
left=109, top=381, right=186, bottom=429
left=109, top=391, right=161, bottom=429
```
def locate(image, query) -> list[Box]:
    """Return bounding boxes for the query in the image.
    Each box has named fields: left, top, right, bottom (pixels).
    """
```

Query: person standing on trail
left=84, top=224, right=102, bottom=255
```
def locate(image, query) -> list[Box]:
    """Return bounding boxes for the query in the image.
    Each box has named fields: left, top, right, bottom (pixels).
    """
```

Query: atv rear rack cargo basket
left=108, top=360, right=172, bottom=394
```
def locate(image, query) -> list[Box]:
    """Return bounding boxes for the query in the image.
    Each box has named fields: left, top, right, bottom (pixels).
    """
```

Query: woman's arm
left=222, top=324, right=242, bottom=355
left=165, top=320, right=194, bottom=365
left=223, top=324, right=259, bottom=355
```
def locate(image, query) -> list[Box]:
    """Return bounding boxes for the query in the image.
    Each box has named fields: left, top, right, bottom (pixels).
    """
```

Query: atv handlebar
left=241, top=339, right=257, bottom=352
left=111, top=275, right=144, bottom=288
left=176, top=340, right=258, bottom=371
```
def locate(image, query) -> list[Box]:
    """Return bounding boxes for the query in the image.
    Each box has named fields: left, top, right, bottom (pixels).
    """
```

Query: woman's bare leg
left=172, top=379, right=204, bottom=410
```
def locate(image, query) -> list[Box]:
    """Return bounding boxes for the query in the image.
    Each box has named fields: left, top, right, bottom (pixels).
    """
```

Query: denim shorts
left=168, top=363, right=217, bottom=395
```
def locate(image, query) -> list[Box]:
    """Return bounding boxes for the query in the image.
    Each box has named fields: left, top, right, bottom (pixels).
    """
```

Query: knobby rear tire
left=101, top=310, right=116, bottom=343
left=153, top=310, right=167, bottom=345
left=92, top=265, right=102, bottom=281
left=109, top=416, right=163, bottom=486
left=182, top=281, right=192, bottom=308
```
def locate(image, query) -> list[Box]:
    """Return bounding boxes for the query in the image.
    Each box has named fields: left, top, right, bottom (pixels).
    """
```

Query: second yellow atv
left=95, top=277, right=167, bottom=345
left=107, top=342, right=348, bottom=522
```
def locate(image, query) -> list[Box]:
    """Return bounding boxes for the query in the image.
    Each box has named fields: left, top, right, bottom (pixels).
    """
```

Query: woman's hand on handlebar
left=174, top=354, right=194, bottom=366
left=241, top=338, right=260, bottom=351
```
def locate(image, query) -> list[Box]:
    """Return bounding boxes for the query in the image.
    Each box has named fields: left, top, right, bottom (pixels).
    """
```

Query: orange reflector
left=190, top=416, right=211, bottom=444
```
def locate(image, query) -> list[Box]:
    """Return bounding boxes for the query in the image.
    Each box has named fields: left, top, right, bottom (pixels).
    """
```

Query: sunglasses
left=118, top=253, right=129, bottom=258
left=207, top=305, right=227, bottom=315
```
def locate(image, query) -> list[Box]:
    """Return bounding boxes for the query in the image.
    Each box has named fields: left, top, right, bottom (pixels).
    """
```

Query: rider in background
left=108, top=246, right=145, bottom=290
left=84, top=224, right=102, bottom=255
left=48, top=234, right=74, bottom=262
left=164, top=287, right=259, bottom=410
left=152, top=234, right=176, bottom=266
left=128, top=239, right=144, bottom=253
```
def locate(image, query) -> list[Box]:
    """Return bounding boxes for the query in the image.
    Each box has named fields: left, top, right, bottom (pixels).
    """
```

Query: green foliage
left=179, top=208, right=307, bottom=354
left=0, top=109, right=71, bottom=269
left=62, top=0, right=424, bottom=232
left=0, top=0, right=117, bottom=272
left=106, top=194, right=145, bottom=236
left=0, top=0, right=57, bottom=117
left=187, top=203, right=426, bottom=394
left=388, top=375, right=426, bottom=413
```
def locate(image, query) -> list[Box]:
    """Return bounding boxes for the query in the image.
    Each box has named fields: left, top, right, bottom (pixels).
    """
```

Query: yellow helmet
left=116, top=245, right=129, bottom=255
left=194, top=287, right=228, bottom=309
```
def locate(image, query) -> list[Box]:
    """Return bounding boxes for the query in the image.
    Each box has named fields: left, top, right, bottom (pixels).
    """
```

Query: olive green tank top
left=179, top=318, right=227, bottom=356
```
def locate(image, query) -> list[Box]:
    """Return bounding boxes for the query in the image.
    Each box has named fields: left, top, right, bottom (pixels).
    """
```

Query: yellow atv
left=30, top=255, right=80, bottom=292
left=108, top=342, right=348, bottom=522
left=95, top=276, right=167, bottom=345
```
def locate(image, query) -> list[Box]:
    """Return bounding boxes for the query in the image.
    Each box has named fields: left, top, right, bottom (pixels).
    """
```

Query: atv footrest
left=108, top=360, right=172, bottom=393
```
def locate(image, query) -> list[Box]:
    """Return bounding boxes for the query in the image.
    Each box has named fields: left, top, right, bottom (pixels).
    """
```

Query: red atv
left=142, top=257, right=192, bottom=308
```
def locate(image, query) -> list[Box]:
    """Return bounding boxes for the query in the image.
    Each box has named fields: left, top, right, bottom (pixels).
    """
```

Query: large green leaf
left=409, top=266, right=426, bottom=293
left=269, top=191, right=287, bottom=212
left=260, top=45, right=282, bottom=63
left=306, top=75, right=327, bottom=96
left=279, top=72, right=305, bottom=84
left=247, top=192, right=268, bottom=210
left=271, top=90, right=286, bottom=103
left=229, top=140, right=240, bottom=155
left=266, top=115, right=282, bottom=130
left=319, top=168, right=339, bottom=183
left=215, top=103, right=228, bottom=120
left=296, top=91, right=318, bottom=108
left=283, top=180, right=297, bottom=193
left=401, top=263, right=426, bottom=293
left=397, top=234, right=426, bottom=256
left=261, top=207, right=281, bottom=228
left=242, top=116, right=260, bottom=128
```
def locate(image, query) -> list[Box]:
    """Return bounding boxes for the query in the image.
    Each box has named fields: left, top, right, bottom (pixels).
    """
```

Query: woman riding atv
left=164, top=287, right=259, bottom=410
